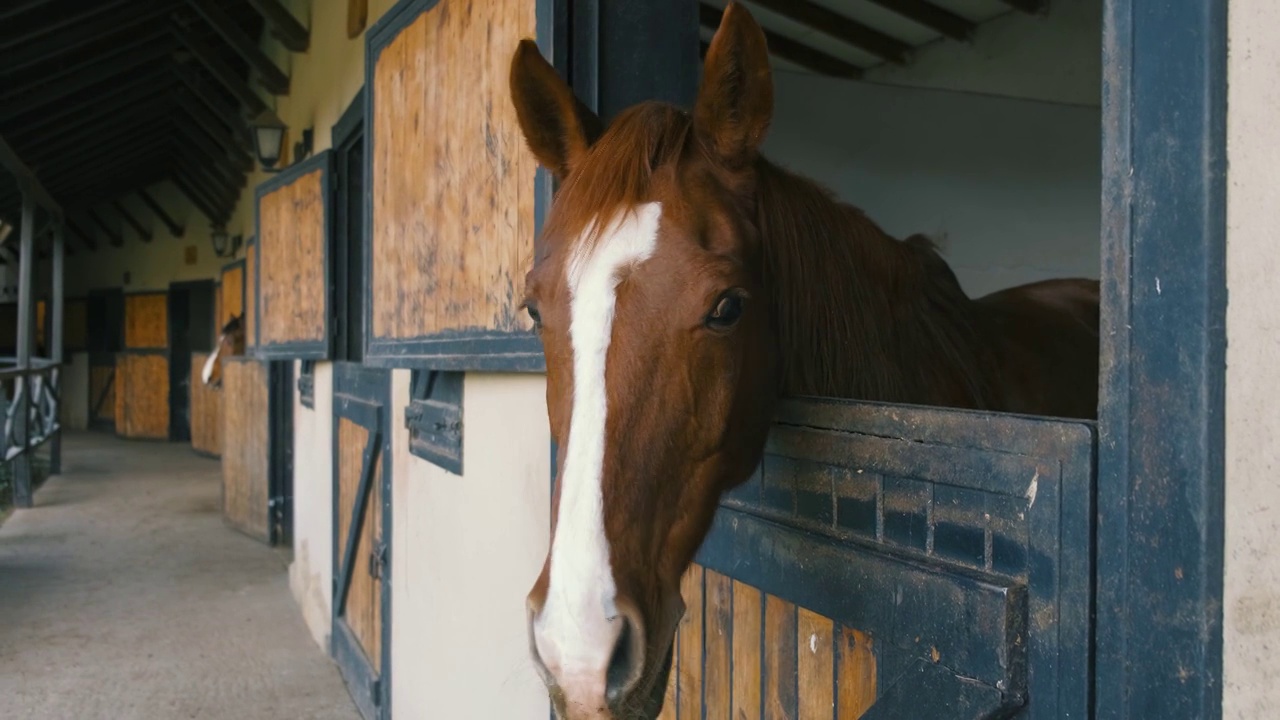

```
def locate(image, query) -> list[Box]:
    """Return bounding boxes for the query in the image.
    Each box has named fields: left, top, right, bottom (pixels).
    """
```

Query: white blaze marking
left=535, top=202, right=662, bottom=691
left=201, top=339, right=223, bottom=385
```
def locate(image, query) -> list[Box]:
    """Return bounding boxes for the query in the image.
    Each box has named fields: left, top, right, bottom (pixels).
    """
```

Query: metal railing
left=0, top=358, right=61, bottom=462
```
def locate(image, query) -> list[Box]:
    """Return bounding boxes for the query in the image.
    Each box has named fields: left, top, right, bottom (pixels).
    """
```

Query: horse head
left=201, top=313, right=245, bottom=388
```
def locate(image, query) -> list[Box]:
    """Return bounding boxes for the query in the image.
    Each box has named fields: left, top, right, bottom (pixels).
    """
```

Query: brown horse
left=200, top=313, right=245, bottom=388
left=509, top=3, right=1099, bottom=717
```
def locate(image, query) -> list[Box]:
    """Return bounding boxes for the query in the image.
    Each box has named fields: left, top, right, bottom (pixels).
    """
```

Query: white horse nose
left=528, top=594, right=646, bottom=712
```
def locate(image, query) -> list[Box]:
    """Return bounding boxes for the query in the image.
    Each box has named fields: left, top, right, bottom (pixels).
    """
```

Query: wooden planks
left=124, top=292, right=167, bottom=349
left=221, top=358, right=269, bottom=541
left=190, top=352, right=222, bottom=456
left=662, top=563, right=878, bottom=719
left=256, top=165, right=327, bottom=349
left=369, top=0, right=538, bottom=343
left=221, top=262, right=245, bottom=326
left=338, top=415, right=383, bottom=671
left=245, top=240, right=258, bottom=349
left=113, top=352, right=169, bottom=439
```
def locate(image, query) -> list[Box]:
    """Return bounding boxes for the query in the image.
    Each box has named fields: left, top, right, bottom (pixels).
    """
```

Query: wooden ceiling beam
left=171, top=63, right=255, bottom=146
left=173, top=91, right=255, bottom=166
left=246, top=0, right=310, bottom=52
left=864, top=0, right=975, bottom=42
left=185, top=0, right=290, bottom=94
left=137, top=189, right=186, bottom=238
left=0, top=28, right=170, bottom=103
left=171, top=173, right=228, bottom=226
left=698, top=5, right=863, bottom=79
left=997, top=0, right=1047, bottom=13
left=0, top=0, right=137, bottom=52
left=32, top=127, right=173, bottom=186
left=0, top=134, right=60, bottom=214
left=19, top=98, right=173, bottom=166
left=86, top=209, right=124, bottom=248
left=4, top=3, right=176, bottom=74
left=110, top=200, right=153, bottom=243
left=65, top=219, right=98, bottom=253
left=744, top=0, right=911, bottom=65
left=0, top=51, right=174, bottom=125
left=26, top=115, right=173, bottom=177
left=171, top=21, right=269, bottom=114
left=0, top=0, right=61, bottom=24
left=8, top=72, right=176, bottom=145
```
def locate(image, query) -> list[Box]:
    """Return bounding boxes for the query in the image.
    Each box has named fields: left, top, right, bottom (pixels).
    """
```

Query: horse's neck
left=755, top=162, right=995, bottom=407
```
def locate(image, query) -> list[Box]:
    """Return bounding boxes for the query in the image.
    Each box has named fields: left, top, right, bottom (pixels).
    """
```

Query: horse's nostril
left=605, top=609, right=646, bottom=705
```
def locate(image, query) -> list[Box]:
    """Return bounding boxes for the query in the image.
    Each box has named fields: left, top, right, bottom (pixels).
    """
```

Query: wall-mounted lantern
left=248, top=108, right=313, bottom=173
left=210, top=224, right=242, bottom=258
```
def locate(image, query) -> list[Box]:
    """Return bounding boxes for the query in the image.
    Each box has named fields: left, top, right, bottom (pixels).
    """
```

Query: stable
left=0, top=0, right=1270, bottom=718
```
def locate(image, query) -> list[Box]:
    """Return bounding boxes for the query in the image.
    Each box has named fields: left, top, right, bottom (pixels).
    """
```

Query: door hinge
left=368, top=538, right=387, bottom=580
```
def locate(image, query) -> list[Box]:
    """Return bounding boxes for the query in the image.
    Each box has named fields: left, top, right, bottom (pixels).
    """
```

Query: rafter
left=698, top=5, right=863, bottom=79
left=997, top=0, right=1047, bottom=13
left=138, top=189, right=185, bottom=238
left=247, top=0, right=309, bottom=52
left=745, top=0, right=911, bottom=65
left=171, top=21, right=269, bottom=114
left=86, top=209, right=124, bottom=248
left=111, top=200, right=153, bottom=243
left=3, top=1, right=174, bottom=73
left=864, top=0, right=975, bottom=42
left=185, top=0, right=290, bottom=94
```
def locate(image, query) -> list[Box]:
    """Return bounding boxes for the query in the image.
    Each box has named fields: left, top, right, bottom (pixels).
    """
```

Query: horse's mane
left=755, top=158, right=999, bottom=406
left=545, top=100, right=999, bottom=409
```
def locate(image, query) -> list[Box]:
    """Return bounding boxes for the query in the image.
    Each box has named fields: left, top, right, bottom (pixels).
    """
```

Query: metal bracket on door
left=368, top=539, right=387, bottom=580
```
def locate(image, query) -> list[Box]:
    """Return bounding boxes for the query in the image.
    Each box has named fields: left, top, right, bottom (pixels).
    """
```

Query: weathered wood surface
left=221, top=263, right=245, bottom=326
left=369, top=0, right=537, bottom=341
left=221, top=357, right=269, bottom=542
left=258, top=170, right=326, bottom=347
left=190, top=351, right=221, bottom=456
left=246, top=241, right=259, bottom=348
left=337, top=415, right=382, bottom=671
left=661, top=563, right=877, bottom=719
left=124, top=293, right=167, bottom=349
left=113, top=352, right=170, bottom=439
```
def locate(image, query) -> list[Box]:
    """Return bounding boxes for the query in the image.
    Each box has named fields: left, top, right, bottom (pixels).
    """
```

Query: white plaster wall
left=391, top=371, right=551, bottom=720
left=288, top=360, right=335, bottom=651
left=1223, top=1, right=1280, bottom=716
left=763, top=72, right=1100, bottom=298
left=59, top=351, right=89, bottom=431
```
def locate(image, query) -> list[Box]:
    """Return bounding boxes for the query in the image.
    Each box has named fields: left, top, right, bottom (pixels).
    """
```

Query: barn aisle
left=0, top=431, right=359, bottom=720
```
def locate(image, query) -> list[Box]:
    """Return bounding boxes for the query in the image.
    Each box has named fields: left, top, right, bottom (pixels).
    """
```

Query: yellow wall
left=1224, top=0, right=1280, bottom=715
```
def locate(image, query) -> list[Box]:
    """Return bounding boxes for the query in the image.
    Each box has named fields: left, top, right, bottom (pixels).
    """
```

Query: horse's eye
left=706, top=291, right=745, bottom=331
left=524, top=303, right=542, bottom=328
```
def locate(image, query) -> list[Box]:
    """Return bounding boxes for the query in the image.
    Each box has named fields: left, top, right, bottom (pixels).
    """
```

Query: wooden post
left=12, top=191, right=35, bottom=508
left=49, top=219, right=64, bottom=475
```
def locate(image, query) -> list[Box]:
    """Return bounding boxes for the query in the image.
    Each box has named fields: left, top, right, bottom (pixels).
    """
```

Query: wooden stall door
left=331, top=362, right=391, bottom=720
left=655, top=399, right=1095, bottom=720
left=221, top=357, right=270, bottom=542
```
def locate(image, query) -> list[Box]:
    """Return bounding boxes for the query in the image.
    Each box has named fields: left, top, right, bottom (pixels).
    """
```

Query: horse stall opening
left=629, top=2, right=1102, bottom=717
left=114, top=291, right=169, bottom=440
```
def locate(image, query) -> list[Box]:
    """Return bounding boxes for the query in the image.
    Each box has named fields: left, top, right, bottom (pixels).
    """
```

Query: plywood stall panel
left=364, top=0, right=540, bottom=368
left=190, top=352, right=222, bottom=456
left=221, top=357, right=269, bottom=541
left=664, top=399, right=1097, bottom=719
left=254, top=153, right=330, bottom=358
left=124, top=292, right=167, bottom=349
left=244, top=239, right=258, bottom=353
left=220, top=259, right=245, bottom=328
left=337, top=415, right=383, bottom=670
left=113, top=353, right=170, bottom=439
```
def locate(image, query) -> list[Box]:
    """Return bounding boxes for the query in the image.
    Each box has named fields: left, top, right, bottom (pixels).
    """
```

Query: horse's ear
left=509, top=38, right=602, bottom=180
left=693, top=2, right=773, bottom=171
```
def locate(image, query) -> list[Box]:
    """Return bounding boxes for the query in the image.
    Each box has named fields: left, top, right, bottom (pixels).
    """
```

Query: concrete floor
left=0, top=431, right=360, bottom=720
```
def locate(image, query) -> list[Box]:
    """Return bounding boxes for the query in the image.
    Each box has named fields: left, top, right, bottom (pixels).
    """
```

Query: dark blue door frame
left=1096, top=1, right=1226, bottom=718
